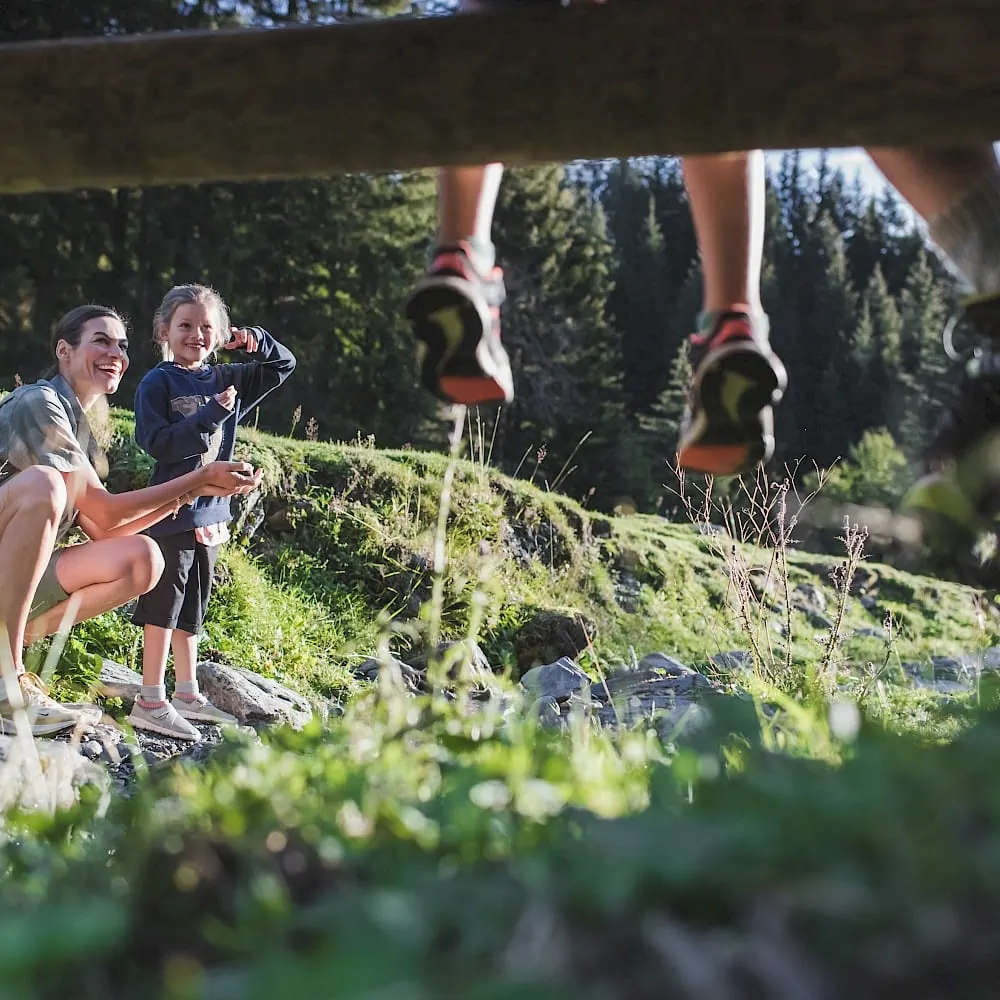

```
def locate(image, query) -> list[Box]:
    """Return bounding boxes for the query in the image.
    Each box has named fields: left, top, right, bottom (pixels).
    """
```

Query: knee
left=14, top=466, right=67, bottom=526
left=127, top=536, right=164, bottom=595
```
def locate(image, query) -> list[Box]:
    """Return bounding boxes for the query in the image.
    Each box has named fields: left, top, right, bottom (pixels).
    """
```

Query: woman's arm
left=76, top=494, right=190, bottom=541
left=68, top=461, right=258, bottom=534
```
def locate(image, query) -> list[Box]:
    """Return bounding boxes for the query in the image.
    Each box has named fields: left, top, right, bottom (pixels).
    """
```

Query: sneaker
left=172, top=693, right=237, bottom=725
left=902, top=293, right=1000, bottom=556
left=676, top=308, right=788, bottom=476
left=0, top=672, right=101, bottom=737
left=405, top=242, right=514, bottom=405
left=128, top=699, right=201, bottom=741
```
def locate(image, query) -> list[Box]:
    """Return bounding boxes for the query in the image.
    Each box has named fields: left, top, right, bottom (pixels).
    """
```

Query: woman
left=0, top=304, right=261, bottom=736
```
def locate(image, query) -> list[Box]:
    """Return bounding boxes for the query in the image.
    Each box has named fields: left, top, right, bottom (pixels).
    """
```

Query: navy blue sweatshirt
left=134, top=327, right=296, bottom=538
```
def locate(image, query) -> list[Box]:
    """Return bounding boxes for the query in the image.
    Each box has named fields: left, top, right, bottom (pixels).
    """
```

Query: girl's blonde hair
left=153, top=283, right=230, bottom=361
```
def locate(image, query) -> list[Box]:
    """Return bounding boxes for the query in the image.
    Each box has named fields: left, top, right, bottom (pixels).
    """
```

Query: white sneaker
left=172, top=693, right=238, bottom=725
left=128, top=699, right=201, bottom=741
left=0, top=672, right=101, bottom=736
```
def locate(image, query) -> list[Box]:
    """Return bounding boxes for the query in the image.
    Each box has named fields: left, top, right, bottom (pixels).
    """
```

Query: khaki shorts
left=27, top=549, right=70, bottom=622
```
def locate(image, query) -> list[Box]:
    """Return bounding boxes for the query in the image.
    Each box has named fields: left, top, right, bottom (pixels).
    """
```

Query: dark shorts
left=132, top=531, right=220, bottom=636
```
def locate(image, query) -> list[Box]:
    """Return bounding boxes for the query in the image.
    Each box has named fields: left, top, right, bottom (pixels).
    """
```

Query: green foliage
left=811, top=427, right=913, bottom=509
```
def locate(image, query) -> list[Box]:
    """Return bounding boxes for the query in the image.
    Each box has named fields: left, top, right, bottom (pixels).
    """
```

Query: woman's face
left=58, top=316, right=130, bottom=400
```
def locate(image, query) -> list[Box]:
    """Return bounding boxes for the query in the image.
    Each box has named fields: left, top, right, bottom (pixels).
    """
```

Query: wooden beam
left=0, top=0, right=998, bottom=194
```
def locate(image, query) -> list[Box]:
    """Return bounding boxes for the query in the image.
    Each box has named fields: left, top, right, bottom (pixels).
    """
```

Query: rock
left=96, top=659, right=143, bottom=706
left=533, top=695, right=563, bottom=729
left=792, top=582, right=828, bottom=614
left=356, top=655, right=424, bottom=693
left=521, top=657, right=591, bottom=704
left=80, top=740, right=103, bottom=760
left=806, top=611, right=835, bottom=630
left=408, top=640, right=496, bottom=688
left=711, top=651, right=754, bottom=672
left=604, top=661, right=712, bottom=700
left=613, top=571, right=642, bottom=613
left=983, top=647, right=1000, bottom=672
left=859, top=595, right=878, bottom=612
left=930, top=655, right=975, bottom=682
left=513, top=611, right=597, bottom=677
left=230, top=488, right=265, bottom=543
left=654, top=700, right=713, bottom=740
left=636, top=652, right=695, bottom=677
left=196, top=661, right=313, bottom=729
left=0, top=735, right=108, bottom=813
left=264, top=499, right=312, bottom=534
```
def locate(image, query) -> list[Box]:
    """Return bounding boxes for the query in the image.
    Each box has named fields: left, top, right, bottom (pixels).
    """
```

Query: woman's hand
left=196, top=461, right=262, bottom=497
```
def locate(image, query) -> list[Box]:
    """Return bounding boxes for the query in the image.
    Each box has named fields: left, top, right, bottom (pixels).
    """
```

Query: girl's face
left=160, top=301, right=222, bottom=369
left=58, top=315, right=129, bottom=405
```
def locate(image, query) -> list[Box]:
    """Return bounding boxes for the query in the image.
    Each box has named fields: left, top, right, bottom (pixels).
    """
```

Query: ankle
left=697, top=306, right=769, bottom=336
left=140, top=684, right=166, bottom=706
left=432, top=237, right=495, bottom=275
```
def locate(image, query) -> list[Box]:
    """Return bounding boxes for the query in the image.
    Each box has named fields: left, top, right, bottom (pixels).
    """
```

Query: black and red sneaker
left=676, top=307, right=788, bottom=476
left=405, top=242, right=514, bottom=406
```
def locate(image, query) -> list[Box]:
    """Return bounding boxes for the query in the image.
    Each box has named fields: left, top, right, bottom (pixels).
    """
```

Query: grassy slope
left=61, top=412, right=995, bottom=722
left=8, top=411, right=1000, bottom=998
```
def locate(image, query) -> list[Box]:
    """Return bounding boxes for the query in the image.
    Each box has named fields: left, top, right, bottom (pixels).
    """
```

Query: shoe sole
left=173, top=707, right=238, bottom=725
left=0, top=716, right=79, bottom=736
left=406, top=277, right=513, bottom=405
left=678, top=347, right=785, bottom=476
left=127, top=714, right=202, bottom=741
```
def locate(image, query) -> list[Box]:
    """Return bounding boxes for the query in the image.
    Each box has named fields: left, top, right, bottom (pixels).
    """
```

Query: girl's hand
left=215, top=385, right=237, bottom=411
left=225, top=326, right=259, bottom=353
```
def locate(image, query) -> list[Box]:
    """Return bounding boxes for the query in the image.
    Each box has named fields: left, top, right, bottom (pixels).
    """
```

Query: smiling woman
left=0, top=304, right=264, bottom=737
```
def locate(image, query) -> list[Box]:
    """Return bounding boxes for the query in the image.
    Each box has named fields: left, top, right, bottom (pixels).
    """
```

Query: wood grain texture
left=0, top=0, right=998, bottom=193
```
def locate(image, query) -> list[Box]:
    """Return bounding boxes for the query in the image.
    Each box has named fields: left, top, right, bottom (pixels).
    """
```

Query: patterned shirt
left=0, top=375, right=104, bottom=543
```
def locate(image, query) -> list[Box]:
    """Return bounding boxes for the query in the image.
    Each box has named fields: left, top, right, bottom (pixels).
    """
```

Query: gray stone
left=859, top=595, right=878, bottom=612
left=408, top=640, right=496, bottom=689
left=80, top=740, right=103, bottom=760
left=196, top=661, right=313, bottom=729
left=983, top=647, right=1000, bottom=672
left=520, top=657, right=590, bottom=704
left=806, top=611, right=834, bottom=630
left=533, top=695, right=563, bottom=728
left=930, top=655, right=972, bottom=682
left=513, top=611, right=597, bottom=677
left=711, top=651, right=753, bottom=672
left=0, top=735, right=108, bottom=813
left=603, top=654, right=714, bottom=703
left=635, top=652, right=694, bottom=677
left=792, top=582, right=828, bottom=614
left=356, top=655, right=424, bottom=693
left=96, top=659, right=143, bottom=706
left=613, top=571, right=643, bottom=613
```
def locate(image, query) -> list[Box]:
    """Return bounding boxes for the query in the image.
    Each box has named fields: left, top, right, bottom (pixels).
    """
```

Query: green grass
left=8, top=410, right=1000, bottom=996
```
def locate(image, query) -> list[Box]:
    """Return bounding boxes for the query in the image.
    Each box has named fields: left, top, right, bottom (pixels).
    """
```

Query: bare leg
left=25, top=535, right=164, bottom=644
left=170, top=629, right=198, bottom=687
left=682, top=151, right=765, bottom=316
left=140, top=625, right=172, bottom=689
left=0, top=467, right=65, bottom=673
left=866, top=146, right=997, bottom=221
left=437, top=164, right=504, bottom=253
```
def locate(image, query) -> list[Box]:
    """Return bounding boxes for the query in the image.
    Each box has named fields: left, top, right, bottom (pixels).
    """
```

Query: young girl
left=0, top=303, right=260, bottom=735
left=129, top=284, right=296, bottom=740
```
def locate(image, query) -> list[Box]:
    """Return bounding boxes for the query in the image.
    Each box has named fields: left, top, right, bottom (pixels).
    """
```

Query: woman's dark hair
left=44, top=304, right=127, bottom=379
